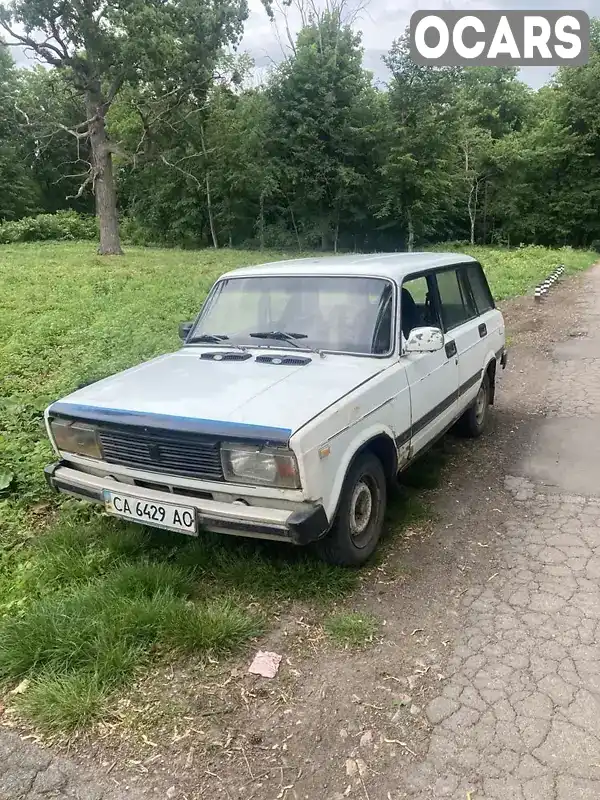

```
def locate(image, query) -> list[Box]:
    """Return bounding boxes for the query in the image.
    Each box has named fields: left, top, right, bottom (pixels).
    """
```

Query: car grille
left=98, top=426, right=224, bottom=481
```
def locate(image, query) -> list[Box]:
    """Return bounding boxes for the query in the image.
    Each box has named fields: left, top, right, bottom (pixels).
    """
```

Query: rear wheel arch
left=485, top=356, right=497, bottom=404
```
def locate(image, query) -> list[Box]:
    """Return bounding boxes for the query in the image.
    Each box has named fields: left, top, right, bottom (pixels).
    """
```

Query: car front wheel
left=316, top=452, right=386, bottom=567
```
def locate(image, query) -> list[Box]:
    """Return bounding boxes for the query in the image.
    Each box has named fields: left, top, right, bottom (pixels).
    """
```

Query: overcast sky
left=8, top=0, right=600, bottom=88
left=241, top=0, right=600, bottom=88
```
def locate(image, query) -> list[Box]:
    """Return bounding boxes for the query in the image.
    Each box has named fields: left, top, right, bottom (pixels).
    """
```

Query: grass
left=0, top=240, right=597, bottom=733
left=429, top=243, right=597, bottom=300
left=324, top=611, right=379, bottom=648
left=20, top=673, right=112, bottom=732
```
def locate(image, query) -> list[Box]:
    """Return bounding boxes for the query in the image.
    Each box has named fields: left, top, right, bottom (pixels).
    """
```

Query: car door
left=433, top=266, right=483, bottom=413
left=400, top=272, right=460, bottom=458
left=463, top=261, right=505, bottom=361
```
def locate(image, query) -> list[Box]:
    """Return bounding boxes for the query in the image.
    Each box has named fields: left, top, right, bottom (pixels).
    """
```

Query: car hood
left=49, top=349, right=388, bottom=442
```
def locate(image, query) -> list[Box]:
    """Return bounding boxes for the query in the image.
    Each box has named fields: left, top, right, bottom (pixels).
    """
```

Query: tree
left=15, top=66, right=93, bottom=214
left=379, top=33, right=460, bottom=250
left=0, top=42, right=41, bottom=220
left=266, top=3, right=379, bottom=250
left=0, top=0, right=260, bottom=253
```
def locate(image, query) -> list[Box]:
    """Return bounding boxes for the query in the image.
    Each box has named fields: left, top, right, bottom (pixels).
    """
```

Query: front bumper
left=45, top=462, right=329, bottom=546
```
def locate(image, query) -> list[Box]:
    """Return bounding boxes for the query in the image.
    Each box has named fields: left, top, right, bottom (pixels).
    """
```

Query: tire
left=316, top=452, right=387, bottom=567
left=457, top=372, right=490, bottom=438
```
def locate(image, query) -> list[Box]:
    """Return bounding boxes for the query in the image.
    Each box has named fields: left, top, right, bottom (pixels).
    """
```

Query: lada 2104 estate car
left=44, top=253, right=507, bottom=566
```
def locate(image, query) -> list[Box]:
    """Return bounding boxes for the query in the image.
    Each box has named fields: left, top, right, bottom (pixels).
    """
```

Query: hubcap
left=349, top=478, right=375, bottom=546
left=475, top=384, right=487, bottom=426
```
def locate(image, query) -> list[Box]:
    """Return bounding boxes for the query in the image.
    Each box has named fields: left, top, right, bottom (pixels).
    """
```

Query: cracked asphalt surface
left=0, top=729, right=147, bottom=800
left=400, top=266, right=600, bottom=799
left=408, top=482, right=600, bottom=799
left=1, top=265, right=600, bottom=800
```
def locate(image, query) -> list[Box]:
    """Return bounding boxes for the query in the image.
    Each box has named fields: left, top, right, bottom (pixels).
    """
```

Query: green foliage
left=14, top=67, right=93, bottom=215
left=0, top=44, right=40, bottom=221
left=3, top=15, right=600, bottom=250
left=265, top=10, right=381, bottom=251
left=0, top=211, right=97, bottom=244
left=1, top=0, right=269, bottom=252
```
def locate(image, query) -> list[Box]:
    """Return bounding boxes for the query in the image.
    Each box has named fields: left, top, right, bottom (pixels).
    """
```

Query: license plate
left=103, top=490, right=197, bottom=536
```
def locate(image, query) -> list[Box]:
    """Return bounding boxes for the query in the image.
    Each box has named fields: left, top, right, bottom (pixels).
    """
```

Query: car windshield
left=190, top=275, right=394, bottom=355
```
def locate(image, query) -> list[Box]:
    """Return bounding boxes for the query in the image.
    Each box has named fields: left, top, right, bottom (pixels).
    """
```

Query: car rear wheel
left=457, top=372, right=490, bottom=438
left=316, top=452, right=386, bottom=567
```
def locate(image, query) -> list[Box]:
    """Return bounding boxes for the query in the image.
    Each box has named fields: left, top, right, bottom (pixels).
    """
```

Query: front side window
left=190, top=275, right=395, bottom=355
left=435, top=268, right=478, bottom=331
left=400, top=274, right=440, bottom=339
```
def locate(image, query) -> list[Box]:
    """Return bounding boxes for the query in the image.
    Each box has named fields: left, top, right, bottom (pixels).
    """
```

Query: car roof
left=220, top=252, right=477, bottom=282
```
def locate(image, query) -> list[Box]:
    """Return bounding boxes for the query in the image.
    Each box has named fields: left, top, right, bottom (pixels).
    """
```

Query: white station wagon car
left=44, top=253, right=506, bottom=566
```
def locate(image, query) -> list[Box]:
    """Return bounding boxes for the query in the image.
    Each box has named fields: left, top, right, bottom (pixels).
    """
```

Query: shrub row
left=0, top=211, right=98, bottom=244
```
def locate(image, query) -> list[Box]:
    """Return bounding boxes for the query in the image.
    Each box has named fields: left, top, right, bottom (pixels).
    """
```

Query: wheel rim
left=474, top=383, right=487, bottom=426
left=349, top=476, right=376, bottom=548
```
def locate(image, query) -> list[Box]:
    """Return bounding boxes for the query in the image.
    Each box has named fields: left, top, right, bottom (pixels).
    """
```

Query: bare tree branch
left=66, top=171, right=94, bottom=199
left=0, top=21, right=65, bottom=66
left=160, top=154, right=203, bottom=191
left=58, top=122, right=91, bottom=140
left=48, top=18, right=70, bottom=59
left=105, top=74, right=125, bottom=109
left=13, top=103, right=30, bottom=125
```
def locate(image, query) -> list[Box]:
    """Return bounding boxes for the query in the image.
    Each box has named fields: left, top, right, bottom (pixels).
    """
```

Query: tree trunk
left=320, top=225, right=329, bottom=251
left=407, top=209, right=415, bottom=252
left=205, top=171, right=218, bottom=249
left=482, top=179, right=488, bottom=245
left=259, top=189, right=265, bottom=250
left=200, top=123, right=218, bottom=249
left=85, top=91, right=122, bottom=255
left=468, top=180, right=478, bottom=246
left=333, top=212, right=340, bottom=254
left=288, top=203, right=301, bottom=250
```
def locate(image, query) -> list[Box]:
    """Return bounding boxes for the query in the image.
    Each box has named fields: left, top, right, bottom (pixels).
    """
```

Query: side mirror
left=404, top=326, right=444, bottom=354
left=179, top=321, right=193, bottom=341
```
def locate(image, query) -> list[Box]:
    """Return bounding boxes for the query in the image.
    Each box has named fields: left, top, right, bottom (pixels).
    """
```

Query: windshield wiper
left=187, top=333, right=248, bottom=353
left=249, top=331, right=307, bottom=348
left=188, top=333, right=229, bottom=344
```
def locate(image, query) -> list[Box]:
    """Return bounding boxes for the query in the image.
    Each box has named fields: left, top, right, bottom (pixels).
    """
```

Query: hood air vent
left=255, top=355, right=312, bottom=366
left=200, top=351, right=252, bottom=361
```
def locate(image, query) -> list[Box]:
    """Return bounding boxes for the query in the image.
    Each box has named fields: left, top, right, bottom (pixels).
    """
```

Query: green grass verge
left=429, top=243, right=597, bottom=300
left=0, top=241, right=596, bottom=733
left=324, top=611, right=380, bottom=648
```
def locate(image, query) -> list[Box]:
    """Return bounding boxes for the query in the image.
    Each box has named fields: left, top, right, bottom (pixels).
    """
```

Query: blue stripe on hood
left=48, top=402, right=293, bottom=443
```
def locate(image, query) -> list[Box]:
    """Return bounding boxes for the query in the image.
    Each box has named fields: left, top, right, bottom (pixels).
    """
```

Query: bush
left=119, top=215, right=161, bottom=247
left=0, top=211, right=98, bottom=244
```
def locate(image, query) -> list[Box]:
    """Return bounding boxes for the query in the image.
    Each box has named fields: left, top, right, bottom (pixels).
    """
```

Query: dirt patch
left=3, top=270, right=595, bottom=800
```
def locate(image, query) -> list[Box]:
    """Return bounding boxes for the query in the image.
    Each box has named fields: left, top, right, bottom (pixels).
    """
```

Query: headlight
left=49, top=418, right=102, bottom=460
left=221, top=443, right=301, bottom=489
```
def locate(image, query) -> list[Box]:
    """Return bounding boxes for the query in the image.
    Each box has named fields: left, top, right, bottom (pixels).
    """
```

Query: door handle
left=445, top=340, right=457, bottom=358
left=478, top=323, right=487, bottom=338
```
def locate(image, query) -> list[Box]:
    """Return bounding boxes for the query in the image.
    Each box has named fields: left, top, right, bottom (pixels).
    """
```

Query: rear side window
left=465, top=263, right=494, bottom=313
left=435, top=268, right=477, bottom=331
